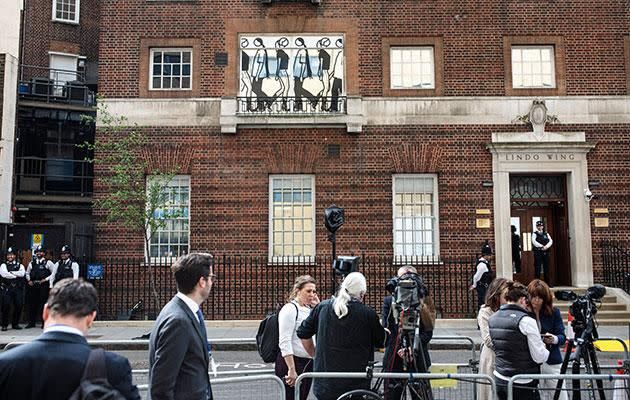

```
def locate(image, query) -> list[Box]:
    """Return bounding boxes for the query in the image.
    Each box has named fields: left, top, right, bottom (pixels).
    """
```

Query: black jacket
left=0, top=331, right=140, bottom=400
left=297, top=298, right=386, bottom=400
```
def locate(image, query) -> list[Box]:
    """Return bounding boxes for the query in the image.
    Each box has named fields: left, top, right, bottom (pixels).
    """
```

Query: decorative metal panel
left=510, top=175, right=565, bottom=200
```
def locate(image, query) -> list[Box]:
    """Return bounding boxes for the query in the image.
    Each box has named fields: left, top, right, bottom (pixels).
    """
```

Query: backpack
left=68, top=348, right=126, bottom=400
left=256, top=302, right=298, bottom=363
left=478, top=259, right=494, bottom=286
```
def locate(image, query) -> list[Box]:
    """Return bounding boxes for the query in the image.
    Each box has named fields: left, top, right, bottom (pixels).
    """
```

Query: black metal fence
left=601, top=240, right=630, bottom=294
left=83, top=255, right=478, bottom=320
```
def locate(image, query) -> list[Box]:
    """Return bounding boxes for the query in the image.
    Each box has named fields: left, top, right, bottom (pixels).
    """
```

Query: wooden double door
left=510, top=175, right=571, bottom=286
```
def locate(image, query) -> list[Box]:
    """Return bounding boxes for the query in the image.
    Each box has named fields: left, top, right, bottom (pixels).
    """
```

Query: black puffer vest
left=489, top=304, right=541, bottom=377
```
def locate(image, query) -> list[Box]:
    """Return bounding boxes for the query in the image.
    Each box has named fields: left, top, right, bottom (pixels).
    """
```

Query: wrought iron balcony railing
left=17, top=65, right=96, bottom=107
left=15, top=156, right=93, bottom=197
left=236, top=96, right=346, bottom=115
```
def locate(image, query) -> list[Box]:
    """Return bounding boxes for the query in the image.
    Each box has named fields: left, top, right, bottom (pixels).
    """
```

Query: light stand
left=324, top=205, right=344, bottom=295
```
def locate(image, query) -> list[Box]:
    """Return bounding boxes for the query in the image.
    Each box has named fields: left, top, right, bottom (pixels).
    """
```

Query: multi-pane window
left=390, top=47, right=435, bottom=89
left=393, top=175, right=439, bottom=259
left=150, top=49, right=192, bottom=90
left=53, top=0, right=79, bottom=23
left=148, top=175, right=190, bottom=259
left=511, top=46, right=555, bottom=88
left=269, top=175, right=315, bottom=261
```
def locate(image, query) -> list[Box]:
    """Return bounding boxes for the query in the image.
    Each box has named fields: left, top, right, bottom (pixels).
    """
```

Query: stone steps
left=551, top=288, right=629, bottom=326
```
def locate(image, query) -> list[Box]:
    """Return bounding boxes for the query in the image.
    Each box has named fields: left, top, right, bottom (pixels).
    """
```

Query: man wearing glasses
left=149, top=253, right=216, bottom=400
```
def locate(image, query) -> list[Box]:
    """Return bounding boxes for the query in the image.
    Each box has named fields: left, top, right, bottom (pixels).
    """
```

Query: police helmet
left=60, top=245, right=72, bottom=254
left=6, top=247, right=15, bottom=255
left=34, top=245, right=45, bottom=253
left=481, top=241, right=493, bottom=256
left=536, top=220, right=544, bottom=227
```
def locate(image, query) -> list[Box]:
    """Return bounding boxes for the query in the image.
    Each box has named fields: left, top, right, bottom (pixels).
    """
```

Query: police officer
left=25, top=245, right=55, bottom=328
left=470, top=241, right=494, bottom=310
left=532, top=220, right=553, bottom=283
left=50, top=245, right=79, bottom=288
left=0, top=247, right=26, bottom=331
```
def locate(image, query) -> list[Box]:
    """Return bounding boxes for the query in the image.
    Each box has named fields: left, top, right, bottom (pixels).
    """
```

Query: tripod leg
left=572, top=346, right=582, bottom=400
left=554, top=340, right=573, bottom=400
left=586, top=343, right=606, bottom=400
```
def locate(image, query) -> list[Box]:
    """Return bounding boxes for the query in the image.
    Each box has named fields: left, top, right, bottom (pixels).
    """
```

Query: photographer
left=297, top=272, right=386, bottom=400
left=381, top=266, right=433, bottom=400
left=489, top=281, right=549, bottom=400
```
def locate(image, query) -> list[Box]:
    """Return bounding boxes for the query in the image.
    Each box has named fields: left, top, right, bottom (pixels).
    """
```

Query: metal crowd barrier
left=597, top=336, right=630, bottom=359
left=295, top=371, right=496, bottom=400
left=506, top=373, right=630, bottom=400
left=3, top=337, right=257, bottom=351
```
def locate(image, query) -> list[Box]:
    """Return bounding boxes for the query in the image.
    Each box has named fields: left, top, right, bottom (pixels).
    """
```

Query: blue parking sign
left=87, top=264, right=104, bottom=279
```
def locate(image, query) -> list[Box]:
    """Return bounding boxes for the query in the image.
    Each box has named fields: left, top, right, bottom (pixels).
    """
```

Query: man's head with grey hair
left=397, top=265, right=418, bottom=277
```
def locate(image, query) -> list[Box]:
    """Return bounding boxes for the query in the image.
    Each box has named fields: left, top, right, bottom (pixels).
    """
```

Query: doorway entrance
left=509, top=175, right=571, bottom=286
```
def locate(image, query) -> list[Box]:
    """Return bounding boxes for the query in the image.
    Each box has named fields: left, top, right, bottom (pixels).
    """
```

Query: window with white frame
left=393, top=175, right=439, bottom=259
left=390, top=47, right=435, bottom=89
left=148, top=175, right=190, bottom=259
left=511, top=45, right=555, bottom=88
left=150, top=48, right=192, bottom=90
left=269, top=175, right=315, bottom=261
left=52, top=0, right=80, bottom=23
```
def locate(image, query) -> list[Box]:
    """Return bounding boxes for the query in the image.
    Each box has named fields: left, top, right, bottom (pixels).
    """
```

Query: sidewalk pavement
left=1, top=319, right=628, bottom=352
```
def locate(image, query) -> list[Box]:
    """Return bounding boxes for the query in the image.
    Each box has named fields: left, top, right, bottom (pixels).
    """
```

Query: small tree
left=82, top=101, right=180, bottom=317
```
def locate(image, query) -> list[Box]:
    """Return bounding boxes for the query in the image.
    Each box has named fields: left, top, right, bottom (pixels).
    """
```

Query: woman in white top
left=275, top=275, right=319, bottom=400
left=477, top=277, right=509, bottom=400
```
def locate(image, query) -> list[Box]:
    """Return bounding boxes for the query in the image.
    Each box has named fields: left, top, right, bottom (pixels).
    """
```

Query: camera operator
left=381, top=266, right=433, bottom=400
left=297, top=272, right=386, bottom=400
left=489, top=281, right=549, bottom=400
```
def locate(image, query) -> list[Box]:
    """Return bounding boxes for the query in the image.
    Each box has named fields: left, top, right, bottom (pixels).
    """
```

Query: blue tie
left=196, top=309, right=211, bottom=354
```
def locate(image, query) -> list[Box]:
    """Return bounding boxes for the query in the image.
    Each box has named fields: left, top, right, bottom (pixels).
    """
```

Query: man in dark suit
left=0, top=278, right=140, bottom=400
left=149, top=252, right=216, bottom=400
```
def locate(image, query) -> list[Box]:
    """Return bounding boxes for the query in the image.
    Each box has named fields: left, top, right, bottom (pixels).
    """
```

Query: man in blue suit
left=0, top=278, right=139, bottom=400
left=149, top=252, right=215, bottom=400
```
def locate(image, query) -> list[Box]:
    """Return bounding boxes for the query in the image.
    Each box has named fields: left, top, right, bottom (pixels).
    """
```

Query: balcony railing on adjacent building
left=17, top=65, right=96, bottom=107
left=15, top=156, right=93, bottom=197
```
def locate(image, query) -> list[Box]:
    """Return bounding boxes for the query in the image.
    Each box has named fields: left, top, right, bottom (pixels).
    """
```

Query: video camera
left=555, top=284, right=606, bottom=339
left=386, top=273, right=427, bottom=332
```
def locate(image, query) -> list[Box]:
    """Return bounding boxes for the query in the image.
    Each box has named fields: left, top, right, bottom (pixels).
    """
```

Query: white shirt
left=44, top=324, right=84, bottom=336
left=176, top=292, right=202, bottom=322
left=471, top=258, right=489, bottom=287
left=532, top=230, right=553, bottom=250
left=50, top=260, right=80, bottom=288
left=26, top=258, right=56, bottom=282
left=494, top=314, right=550, bottom=383
left=278, top=300, right=312, bottom=359
left=0, top=262, right=25, bottom=279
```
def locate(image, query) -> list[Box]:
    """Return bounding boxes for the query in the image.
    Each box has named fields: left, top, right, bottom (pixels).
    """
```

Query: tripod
left=554, top=317, right=606, bottom=400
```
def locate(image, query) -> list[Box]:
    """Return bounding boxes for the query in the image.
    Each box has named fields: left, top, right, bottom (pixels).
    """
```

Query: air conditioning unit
left=311, top=0, right=321, bottom=5
left=31, top=78, right=53, bottom=96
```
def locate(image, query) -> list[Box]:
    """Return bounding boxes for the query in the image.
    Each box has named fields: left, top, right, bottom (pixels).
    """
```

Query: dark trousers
left=534, top=250, right=550, bottom=282
left=274, top=352, right=313, bottom=400
left=1, top=287, right=24, bottom=327
left=27, top=284, right=49, bottom=325
left=496, top=377, right=540, bottom=400
left=330, top=78, right=342, bottom=111
left=476, top=284, right=488, bottom=309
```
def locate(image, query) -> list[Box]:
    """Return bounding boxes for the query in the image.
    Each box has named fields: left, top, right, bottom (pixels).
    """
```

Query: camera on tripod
left=385, top=273, right=426, bottom=332
left=555, top=284, right=606, bottom=337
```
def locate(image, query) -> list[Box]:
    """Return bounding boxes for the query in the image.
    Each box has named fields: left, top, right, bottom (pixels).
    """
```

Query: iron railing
left=601, top=240, right=630, bottom=294
left=14, top=156, right=94, bottom=196
left=236, top=96, right=346, bottom=114
left=84, top=255, right=477, bottom=320
left=18, top=64, right=96, bottom=107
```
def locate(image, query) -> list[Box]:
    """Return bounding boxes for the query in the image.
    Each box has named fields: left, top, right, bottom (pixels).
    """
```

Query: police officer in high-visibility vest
left=25, top=245, right=55, bottom=328
left=50, top=245, right=79, bottom=288
left=532, top=220, right=553, bottom=283
left=0, top=247, right=26, bottom=331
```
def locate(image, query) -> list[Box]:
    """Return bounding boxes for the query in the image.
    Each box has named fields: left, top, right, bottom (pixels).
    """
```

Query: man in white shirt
left=0, top=247, right=26, bottom=331
left=50, top=245, right=79, bottom=288
left=489, top=281, right=549, bottom=400
left=25, top=245, right=55, bottom=328
left=532, top=220, right=553, bottom=283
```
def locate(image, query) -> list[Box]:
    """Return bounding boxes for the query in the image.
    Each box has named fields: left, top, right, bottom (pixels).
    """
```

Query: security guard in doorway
left=532, top=221, right=553, bottom=283
left=0, top=247, right=26, bottom=331
left=25, top=245, right=55, bottom=328
left=50, top=245, right=79, bottom=288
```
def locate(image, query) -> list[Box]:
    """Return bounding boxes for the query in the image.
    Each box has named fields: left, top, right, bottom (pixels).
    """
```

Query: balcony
left=17, top=65, right=96, bottom=108
left=15, top=157, right=93, bottom=198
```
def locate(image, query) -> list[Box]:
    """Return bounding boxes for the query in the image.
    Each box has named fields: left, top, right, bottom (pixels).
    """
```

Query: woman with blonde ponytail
left=297, top=272, right=386, bottom=400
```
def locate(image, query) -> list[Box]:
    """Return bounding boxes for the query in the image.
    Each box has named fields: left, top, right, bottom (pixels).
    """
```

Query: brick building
left=7, top=0, right=100, bottom=258
left=96, top=0, right=630, bottom=294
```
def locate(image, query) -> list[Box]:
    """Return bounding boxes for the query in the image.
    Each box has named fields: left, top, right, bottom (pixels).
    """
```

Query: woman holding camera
left=477, top=277, right=510, bottom=400
left=276, top=275, right=320, bottom=400
left=527, top=279, right=567, bottom=400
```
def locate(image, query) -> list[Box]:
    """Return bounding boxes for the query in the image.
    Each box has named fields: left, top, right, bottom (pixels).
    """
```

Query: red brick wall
left=99, top=0, right=629, bottom=97
left=21, top=0, right=100, bottom=68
